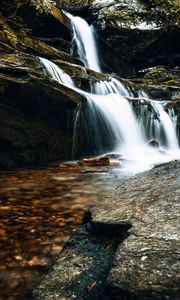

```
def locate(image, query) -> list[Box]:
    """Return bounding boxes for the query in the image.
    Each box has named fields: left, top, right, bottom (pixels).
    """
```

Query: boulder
left=148, top=139, right=159, bottom=148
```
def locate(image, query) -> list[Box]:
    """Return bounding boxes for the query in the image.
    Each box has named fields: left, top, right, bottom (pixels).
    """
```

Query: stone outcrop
left=32, top=160, right=180, bottom=300
left=0, top=53, right=85, bottom=168
left=0, top=0, right=179, bottom=168
left=0, top=1, right=97, bottom=167
left=90, top=0, right=180, bottom=71
left=59, top=0, right=94, bottom=11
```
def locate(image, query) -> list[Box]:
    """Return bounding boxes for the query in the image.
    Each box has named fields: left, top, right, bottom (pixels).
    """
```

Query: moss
left=30, top=0, right=56, bottom=14
left=99, top=7, right=142, bottom=27
left=147, top=0, right=180, bottom=24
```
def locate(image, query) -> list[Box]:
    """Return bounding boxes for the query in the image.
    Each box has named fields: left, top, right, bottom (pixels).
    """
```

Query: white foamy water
left=65, top=12, right=101, bottom=72
left=39, top=13, right=180, bottom=175
left=152, top=101, right=179, bottom=150
left=39, top=57, right=75, bottom=87
left=89, top=93, right=144, bottom=150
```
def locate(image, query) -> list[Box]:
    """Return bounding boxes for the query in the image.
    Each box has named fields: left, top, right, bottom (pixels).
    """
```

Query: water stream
left=66, top=12, right=101, bottom=72
left=0, top=163, right=125, bottom=299
left=0, top=11, right=180, bottom=300
left=40, top=13, right=180, bottom=174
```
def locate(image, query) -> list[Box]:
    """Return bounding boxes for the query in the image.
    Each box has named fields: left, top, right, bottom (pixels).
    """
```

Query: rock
left=22, top=36, right=79, bottom=63
left=90, top=0, right=180, bottom=71
left=31, top=160, right=180, bottom=299
left=0, top=5, right=77, bottom=64
left=1, top=0, right=71, bottom=38
left=33, top=37, right=71, bottom=53
left=59, top=0, right=94, bottom=11
left=131, top=66, right=180, bottom=105
left=148, top=139, right=159, bottom=148
left=0, top=53, right=85, bottom=167
left=78, top=156, right=110, bottom=166
left=92, top=160, right=180, bottom=299
left=31, top=223, right=129, bottom=300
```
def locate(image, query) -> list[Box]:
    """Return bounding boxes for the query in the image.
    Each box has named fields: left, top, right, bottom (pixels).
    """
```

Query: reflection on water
left=0, top=161, right=125, bottom=300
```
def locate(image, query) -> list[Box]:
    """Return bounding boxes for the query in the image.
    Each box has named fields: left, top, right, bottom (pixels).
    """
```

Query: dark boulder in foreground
left=32, top=160, right=180, bottom=299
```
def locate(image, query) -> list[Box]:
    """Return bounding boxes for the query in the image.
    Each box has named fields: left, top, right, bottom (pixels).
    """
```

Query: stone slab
left=32, top=160, right=180, bottom=299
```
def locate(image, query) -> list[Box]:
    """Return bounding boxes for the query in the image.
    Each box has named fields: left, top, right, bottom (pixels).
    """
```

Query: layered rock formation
left=90, top=0, right=180, bottom=70
left=0, top=0, right=179, bottom=168
left=0, top=1, right=86, bottom=167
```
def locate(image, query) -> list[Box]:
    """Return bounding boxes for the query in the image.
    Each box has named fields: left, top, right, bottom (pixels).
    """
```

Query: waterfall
left=152, top=102, right=179, bottom=150
left=39, top=12, right=180, bottom=174
left=89, top=93, right=144, bottom=150
left=91, top=78, right=132, bottom=97
left=65, top=12, right=101, bottom=72
left=39, top=57, right=75, bottom=88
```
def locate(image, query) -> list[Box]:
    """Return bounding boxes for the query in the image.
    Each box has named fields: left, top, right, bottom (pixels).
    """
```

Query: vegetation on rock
left=148, top=0, right=180, bottom=24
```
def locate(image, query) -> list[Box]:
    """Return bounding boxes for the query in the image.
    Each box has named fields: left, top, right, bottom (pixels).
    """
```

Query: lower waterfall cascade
left=40, top=13, right=180, bottom=175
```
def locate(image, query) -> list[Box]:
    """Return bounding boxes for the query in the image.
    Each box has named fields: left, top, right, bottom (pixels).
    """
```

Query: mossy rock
left=90, top=0, right=180, bottom=71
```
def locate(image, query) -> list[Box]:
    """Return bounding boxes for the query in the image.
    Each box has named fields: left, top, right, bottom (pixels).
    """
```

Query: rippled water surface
left=0, top=160, right=126, bottom=300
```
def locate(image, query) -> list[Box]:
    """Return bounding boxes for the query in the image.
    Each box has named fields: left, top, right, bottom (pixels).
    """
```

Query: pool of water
left=0, top=160, right=127, bottom=300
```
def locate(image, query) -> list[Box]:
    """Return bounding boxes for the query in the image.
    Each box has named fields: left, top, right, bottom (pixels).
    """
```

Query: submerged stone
left=78, top=156, right=110, bottom=166
left=148, top=139, right=159, bottom=148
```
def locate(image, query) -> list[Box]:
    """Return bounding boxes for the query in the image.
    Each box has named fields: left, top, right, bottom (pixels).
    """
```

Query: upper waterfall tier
left=65, top=12, right=101, bottom=72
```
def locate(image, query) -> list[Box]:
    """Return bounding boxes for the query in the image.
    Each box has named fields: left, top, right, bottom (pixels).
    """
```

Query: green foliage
left=30, top=0, right=56, bottom=14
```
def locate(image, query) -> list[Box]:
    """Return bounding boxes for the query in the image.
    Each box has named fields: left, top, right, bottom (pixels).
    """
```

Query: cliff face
left=90, top=0, right=179, bottom=70
left=0, top=0, right=179, bottom=167
left=0, top=1, right=84, bottom=168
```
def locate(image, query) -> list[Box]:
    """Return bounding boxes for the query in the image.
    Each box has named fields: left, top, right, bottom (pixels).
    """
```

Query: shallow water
left=0, top=160, right=126, bottom=300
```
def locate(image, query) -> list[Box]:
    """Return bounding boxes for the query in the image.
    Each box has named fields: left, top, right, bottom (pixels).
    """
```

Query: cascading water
left=152, top=101, right=179, bottom=150
left=39, top=13, right=180, bottom=174
left=39, top=57, right=74, bottom=88
left=65, top=12, right=101, bottom=72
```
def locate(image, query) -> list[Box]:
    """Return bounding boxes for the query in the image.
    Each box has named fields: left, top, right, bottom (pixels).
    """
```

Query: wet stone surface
left=33, top=160, right=180, bottom=300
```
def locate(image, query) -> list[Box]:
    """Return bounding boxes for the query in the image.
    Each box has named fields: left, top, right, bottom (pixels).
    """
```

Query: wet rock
left=59, top=0, right=94, bottom=12
left=1, top=0, right=71, bottom=39
left=132, top=66, right=180, bottom=101
left=78, top=156, right=110, bottom=166
left=0, top=53, right=85, bottom=167
left=32, top=224, right=129, bottom=300
left=32, top=160, right=180, bottom=299
left=148, top=139, right=159, bottom=148
left=33, top=37, right=71, bottom=53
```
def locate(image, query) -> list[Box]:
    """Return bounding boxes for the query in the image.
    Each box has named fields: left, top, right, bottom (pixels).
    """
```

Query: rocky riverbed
left=0, top=1, right=180, bottom=299
left=32, top=160, right=180, bottom=300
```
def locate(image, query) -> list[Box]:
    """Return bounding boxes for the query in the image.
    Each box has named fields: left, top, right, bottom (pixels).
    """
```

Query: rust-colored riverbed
left=0, top=161, right=126, bottom=300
